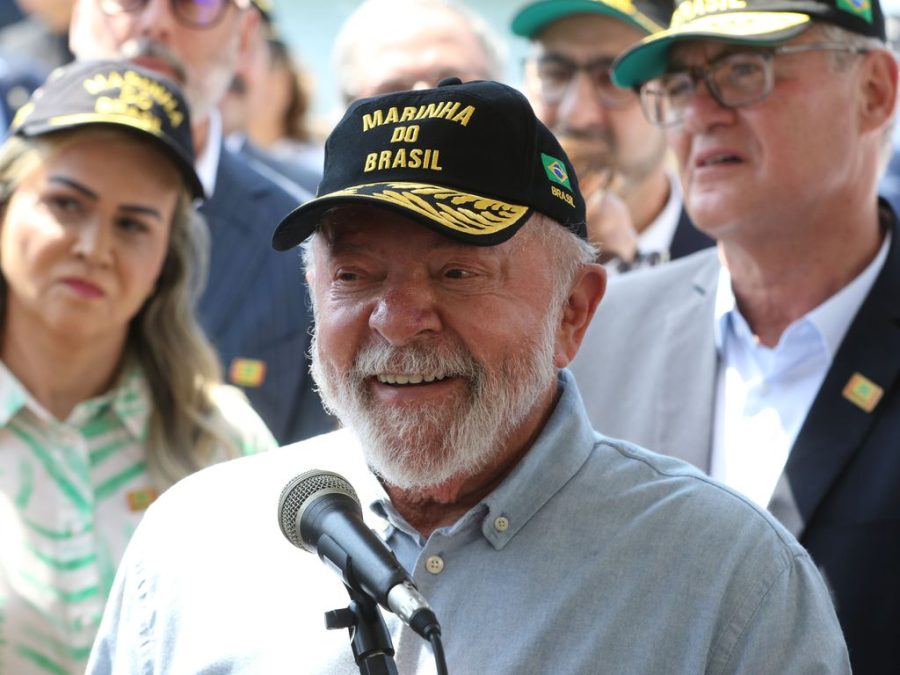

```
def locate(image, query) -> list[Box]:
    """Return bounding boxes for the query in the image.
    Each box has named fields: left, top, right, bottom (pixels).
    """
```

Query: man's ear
left=554, top=263, right=606, bottom=368
left=858, top=49, right=898, bottom=133
left=235, top=7, right=262, bottom=65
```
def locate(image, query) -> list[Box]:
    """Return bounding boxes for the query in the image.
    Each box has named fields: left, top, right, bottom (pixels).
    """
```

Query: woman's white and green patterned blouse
left=0, top=361, right=276, bottom=674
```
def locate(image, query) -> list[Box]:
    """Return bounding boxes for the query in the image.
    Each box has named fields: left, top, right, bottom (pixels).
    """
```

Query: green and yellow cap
left=613, top=0, right=887, bottom=88
left=511, top=0, right=666, bottom=38
left=10, top=59, right=203, bottom=199
left=272, top=78, right=586, bottom=250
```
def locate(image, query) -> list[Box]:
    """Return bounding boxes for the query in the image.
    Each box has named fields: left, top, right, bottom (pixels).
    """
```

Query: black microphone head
left=278, top=470, right=360, bottom=552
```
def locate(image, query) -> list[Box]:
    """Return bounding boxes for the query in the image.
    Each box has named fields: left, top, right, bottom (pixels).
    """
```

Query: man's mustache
left=120, top=38, right=188, bottom=84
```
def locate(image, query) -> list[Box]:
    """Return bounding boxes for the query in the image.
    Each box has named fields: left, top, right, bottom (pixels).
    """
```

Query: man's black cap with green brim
left=612, top=0, right=886, bottom=89
left=511, top=0, right=666, bottom=37
left=10, top=59, right=203, bottom=199
left=272, top=78, right=587, bottom=250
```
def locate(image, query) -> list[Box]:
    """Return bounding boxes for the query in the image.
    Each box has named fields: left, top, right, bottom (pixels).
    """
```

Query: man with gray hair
left=333, top=0, right=505, bottom=105
left=572, top=0, right=900, bottom=670
left=87, top=78, right=847, bottom=674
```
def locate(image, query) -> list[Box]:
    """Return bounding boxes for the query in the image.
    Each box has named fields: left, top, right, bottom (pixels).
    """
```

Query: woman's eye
left=117, top=218, right=150, bottom=234
left=47, top=195, right=82, bottom=215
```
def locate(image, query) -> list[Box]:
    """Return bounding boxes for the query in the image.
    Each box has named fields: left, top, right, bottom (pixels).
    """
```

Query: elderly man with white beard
left=86, top=79, right=849, bottom=675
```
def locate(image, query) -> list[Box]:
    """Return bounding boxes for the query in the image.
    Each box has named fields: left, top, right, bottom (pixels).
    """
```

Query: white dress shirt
left=710, top=233, right=890, bottom=507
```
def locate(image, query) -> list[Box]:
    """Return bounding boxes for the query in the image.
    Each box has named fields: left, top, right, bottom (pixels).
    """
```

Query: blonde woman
left=0, top=60, right=276, bottom=674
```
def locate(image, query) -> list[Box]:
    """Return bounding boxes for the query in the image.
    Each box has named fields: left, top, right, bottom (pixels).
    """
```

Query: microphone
left=278, top=470, right=441, bottom=640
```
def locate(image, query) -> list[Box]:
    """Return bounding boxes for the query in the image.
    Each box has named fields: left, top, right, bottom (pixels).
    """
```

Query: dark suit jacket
left=572, top=205, right=900, bottom=673
left=198, top=146, right=333, bottom=444
left=669, top=206, right=714, bottom=260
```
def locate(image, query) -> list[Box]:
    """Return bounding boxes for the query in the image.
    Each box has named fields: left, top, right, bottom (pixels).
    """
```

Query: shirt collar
left=194, top=108, right=223, bottom=199
left=368, top=370, right=596, bottom=549
left=0, top=360, right=31, bottom=426
left=714, top=231, right=891, bottom=359
left=0, top=360, right=150, bottom=440
left=637, top=172, right=682, bottom=256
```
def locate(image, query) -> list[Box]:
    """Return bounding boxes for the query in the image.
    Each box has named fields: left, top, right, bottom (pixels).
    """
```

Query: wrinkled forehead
left=666, top=25, right=818, bottom=67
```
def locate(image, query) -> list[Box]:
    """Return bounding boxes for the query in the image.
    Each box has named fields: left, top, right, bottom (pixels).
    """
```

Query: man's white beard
left=310, top=310, right=560, bottom=490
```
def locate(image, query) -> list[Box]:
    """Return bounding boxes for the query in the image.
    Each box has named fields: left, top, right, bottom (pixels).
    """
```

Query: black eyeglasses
left=530, top=53, right=636, bottom=109
left=638, top=43, right=870, bottom=127
left=98, top=0, right=252, bottom=29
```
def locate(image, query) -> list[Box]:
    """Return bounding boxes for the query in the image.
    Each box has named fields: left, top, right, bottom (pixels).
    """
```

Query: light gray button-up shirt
left=87, top=370, right=849, bottom=674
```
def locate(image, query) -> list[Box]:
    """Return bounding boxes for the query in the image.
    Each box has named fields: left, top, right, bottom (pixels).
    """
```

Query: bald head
left=333, top=0, right=505, bottom=104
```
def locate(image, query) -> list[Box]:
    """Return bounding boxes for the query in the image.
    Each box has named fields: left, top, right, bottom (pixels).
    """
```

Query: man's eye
left=444, top=268, right=473, bottom=279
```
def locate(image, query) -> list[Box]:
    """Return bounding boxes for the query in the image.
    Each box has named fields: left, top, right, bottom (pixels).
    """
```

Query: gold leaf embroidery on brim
left=327, top=182, right=528, bottom=235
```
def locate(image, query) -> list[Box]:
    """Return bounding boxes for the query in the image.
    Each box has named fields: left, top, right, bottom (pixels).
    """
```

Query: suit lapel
left=655, top=252, right=721, bottom=468
left=669, top=207, right=715, bottom=261
left=198, top=149, right=272, bottom=338
left=769, top=222, right=900, bottom=538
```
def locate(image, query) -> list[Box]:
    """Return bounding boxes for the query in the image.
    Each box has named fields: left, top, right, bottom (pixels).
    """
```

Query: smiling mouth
left=376, top=374, right=451, bottom=385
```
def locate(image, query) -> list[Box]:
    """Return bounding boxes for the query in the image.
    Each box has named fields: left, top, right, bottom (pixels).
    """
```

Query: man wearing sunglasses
left=572, top=0, right=900, bottom=670
left=67, top=0, right=333, bottom=444
left=512, top=0, right=714, bottom=271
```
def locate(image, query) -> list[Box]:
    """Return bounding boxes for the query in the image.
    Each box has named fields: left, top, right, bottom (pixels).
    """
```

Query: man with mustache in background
left=67, top=0, right=332, bottom=444
left=513, top=0, right=714, bottom=271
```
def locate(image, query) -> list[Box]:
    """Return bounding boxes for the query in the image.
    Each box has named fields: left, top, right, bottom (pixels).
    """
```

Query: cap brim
left=272, top=181, right=533, bottom=250
left=18, top=113, right=205, bottom=200
left=612, top=11, right=812, bottom=88
left=512, top=0, right=662, bottom=37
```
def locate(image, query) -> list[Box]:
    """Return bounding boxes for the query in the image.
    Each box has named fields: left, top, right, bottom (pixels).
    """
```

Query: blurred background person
left=220, top=1, right=321, bottom=193
left=332, top=0, right=506, bottom=106
left=0, top=0, right=73, bottom=130
left=513, top=0, right=714, bottom=272
left=0, top=0, right=73, bottom=75
left=0, top=60, right=275, bottom=675
left=244, top=37, right=324, bottom=178
left=68, top=0, right=334, bottom=443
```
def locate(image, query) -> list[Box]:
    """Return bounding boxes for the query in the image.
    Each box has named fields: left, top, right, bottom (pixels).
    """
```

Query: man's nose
left=680, top=78, right=735, bottom=134
left=556, top=70, right=610, bottom=130
left=368, top=281, right=442, bottom=346
left=131, top=0, right=177, bottom=43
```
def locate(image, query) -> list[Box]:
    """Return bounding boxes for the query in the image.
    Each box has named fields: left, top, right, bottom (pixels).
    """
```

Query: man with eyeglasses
left=67, top=0, right=334, bottom=444
left=512, top=0, right=714, bottom=272
left=332, top=0, right=505, bottom=106
left=571, top=0, right=900, bottom=670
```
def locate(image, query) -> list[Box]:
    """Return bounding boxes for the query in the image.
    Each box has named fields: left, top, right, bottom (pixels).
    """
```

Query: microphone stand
left=325, top=585, right=400, bottom=675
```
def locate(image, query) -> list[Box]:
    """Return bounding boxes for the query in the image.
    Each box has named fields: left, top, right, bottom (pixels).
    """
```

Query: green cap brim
left=612, top=11, right=813, bottom=87
left=512, top=0, right=663, bottom=38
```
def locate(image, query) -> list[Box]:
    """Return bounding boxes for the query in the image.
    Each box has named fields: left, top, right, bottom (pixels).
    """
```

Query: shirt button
left=425, top=555, right=445, bottom=575
left=494, top=516, right=509, bottom=532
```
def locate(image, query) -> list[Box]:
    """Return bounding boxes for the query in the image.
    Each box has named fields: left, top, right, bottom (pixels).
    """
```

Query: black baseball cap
left=512, top=0, right=667, bottom=37
left=10, top=60, right=203, bottom=199
left=613, top=0, right=886, bottom=88
left=272, top=78, right=586, bottom=250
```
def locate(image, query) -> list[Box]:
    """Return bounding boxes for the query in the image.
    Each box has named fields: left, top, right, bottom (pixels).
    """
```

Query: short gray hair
left=813, top=22, right=896, bottom=173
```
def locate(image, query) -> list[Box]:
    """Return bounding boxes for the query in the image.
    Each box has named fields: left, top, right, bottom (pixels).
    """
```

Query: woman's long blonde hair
left=0, top=129, right=244, bottom=488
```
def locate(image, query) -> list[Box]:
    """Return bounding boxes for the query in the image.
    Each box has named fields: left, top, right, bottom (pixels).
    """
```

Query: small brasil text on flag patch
left=229, top=358, right=267, bottom=388
left=837, top=0, right=873, bottom=23
left=541, top=153, right=572, bottom=190
left=842, top=372, right=883, bottom=413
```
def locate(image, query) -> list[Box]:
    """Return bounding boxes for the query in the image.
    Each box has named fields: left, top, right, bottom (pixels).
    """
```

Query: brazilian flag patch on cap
left=837, top=0, right=873, bottom=23
left=541, top=153, right=572, bottom=190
